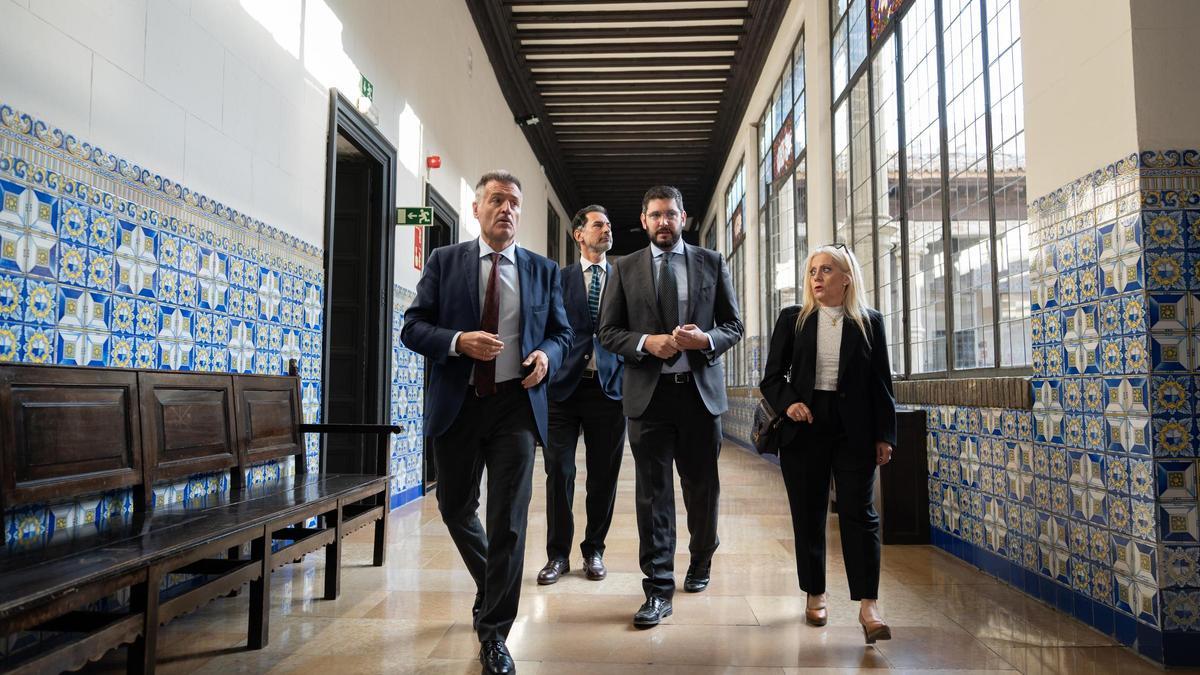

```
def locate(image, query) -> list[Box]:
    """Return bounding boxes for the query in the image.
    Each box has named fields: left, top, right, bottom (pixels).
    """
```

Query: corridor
left=82, top=441, right=1169, bottom=674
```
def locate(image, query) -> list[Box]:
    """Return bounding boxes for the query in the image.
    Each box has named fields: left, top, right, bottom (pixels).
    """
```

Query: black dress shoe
left=632, top=596, right=673, bottom=628
left=537, top=558, right=570, bottom=585
left=684, top=559, right=711, bottom=593
left=583, top=554, right=607, bottom=580
left=479, top=640, right=515, bottom=674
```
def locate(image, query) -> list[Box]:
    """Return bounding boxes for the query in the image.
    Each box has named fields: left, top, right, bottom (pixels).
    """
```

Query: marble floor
left=83, top=442, right=1189, bottom=674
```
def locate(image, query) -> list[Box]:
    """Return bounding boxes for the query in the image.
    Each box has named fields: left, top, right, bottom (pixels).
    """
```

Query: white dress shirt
left=581, top=257, right=607, bottom=371
left=636, top=240, right=713, bottom=374
left=450, top=238, right=523, bottom=384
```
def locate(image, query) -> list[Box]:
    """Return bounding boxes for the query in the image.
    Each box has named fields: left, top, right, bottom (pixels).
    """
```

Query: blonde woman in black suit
left=759, top=243, right=897, bottom=644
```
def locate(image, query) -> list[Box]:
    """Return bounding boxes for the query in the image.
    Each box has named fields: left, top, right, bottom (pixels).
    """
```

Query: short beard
left=586, top=239, right=612, bottom=256
left=652, top=230, right=680, bottom=250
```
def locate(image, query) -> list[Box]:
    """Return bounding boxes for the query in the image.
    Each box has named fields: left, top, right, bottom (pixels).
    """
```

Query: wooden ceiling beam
left=528, top=56, right=735, bottom=69
left=540, top=81, right=725, bottom=93
left=544, top=92, right=721, bottom=103
left=522, top=41, right=738, bottom=56
left=546, top=102, right=719, bottom=114
left=549, top=112, right=717, bottom=123
left=516, top=25, right=746, bottom=40
left=534, top=69, right=729, bottom=81
left=510, top=8, right=749, bottom=23
left=557, top=124, right=714, bottom=134
left=559, top=134, right=712, bottom=144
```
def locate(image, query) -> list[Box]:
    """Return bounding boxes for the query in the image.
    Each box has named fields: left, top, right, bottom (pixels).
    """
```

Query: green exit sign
left=360, top=75, right=374, bottom=101
left=396, top=207, right=432, bottom=226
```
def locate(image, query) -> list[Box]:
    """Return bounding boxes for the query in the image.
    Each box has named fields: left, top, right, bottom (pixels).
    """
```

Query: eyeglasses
left=832, top=242, right=848, bottom=251
left=646, top=210, right=681, bottom=223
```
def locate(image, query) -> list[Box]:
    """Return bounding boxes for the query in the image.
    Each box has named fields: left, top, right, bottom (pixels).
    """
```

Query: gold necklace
left=821, top=307, right=842, bottom=326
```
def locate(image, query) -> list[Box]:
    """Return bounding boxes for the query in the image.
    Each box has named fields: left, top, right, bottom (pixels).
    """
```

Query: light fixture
left=515, top=114, right=540, bottom=126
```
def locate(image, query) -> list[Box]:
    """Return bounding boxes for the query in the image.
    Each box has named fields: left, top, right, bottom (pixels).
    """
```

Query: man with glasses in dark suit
left=598, top=185, right=743, bottom=627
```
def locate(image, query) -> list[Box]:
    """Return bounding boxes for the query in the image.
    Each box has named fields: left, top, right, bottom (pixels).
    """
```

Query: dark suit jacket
left=598, top=243, right=743, bottom=418
left=759, top=305, right=897, bottom=454
left=400, top=240, right=573, bottom=444
left=548, top=262, right=622, bottom=402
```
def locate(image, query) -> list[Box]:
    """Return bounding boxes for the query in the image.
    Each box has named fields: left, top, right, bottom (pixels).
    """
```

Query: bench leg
left=128, top=566, right=162, bottom=674
left=226, top=544, right=242, bottom=597
left=248, top=529, right=271, bottom=649
left=324, top=503, right=342, bottom=600
left=373, top=487, right=389, bottom=567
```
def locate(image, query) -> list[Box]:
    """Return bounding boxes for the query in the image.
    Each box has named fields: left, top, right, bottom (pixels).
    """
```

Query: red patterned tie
left=475, top=253, right=501, bottom=396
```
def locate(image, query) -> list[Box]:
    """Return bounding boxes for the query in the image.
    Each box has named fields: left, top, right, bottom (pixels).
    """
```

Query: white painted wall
left=1020, top=0, right=1138, bottom=198
left=0, top=0, right=567, bottom=291
left=1130, top=0, right=1200, bottom=153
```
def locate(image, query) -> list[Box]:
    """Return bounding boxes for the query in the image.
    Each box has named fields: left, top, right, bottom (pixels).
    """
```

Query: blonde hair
left=798, top=244, right=872, bottom=344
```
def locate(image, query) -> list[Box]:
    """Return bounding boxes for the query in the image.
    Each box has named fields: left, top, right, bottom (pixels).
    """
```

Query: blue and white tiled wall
left=925, top=151, right=1200, bottom=665
left=0, top=101, right=326, bottom=544
left=391, top=285, right=425, bottom=508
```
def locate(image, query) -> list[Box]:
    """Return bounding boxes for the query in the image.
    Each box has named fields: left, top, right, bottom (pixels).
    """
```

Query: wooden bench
left=0, top=362, right=399, bottom=673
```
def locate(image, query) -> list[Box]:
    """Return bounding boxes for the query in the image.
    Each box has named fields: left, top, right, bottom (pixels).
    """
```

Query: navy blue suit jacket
left=548, top=262, right=622, bottom=402
left=400, top=240, right=573, bottom=444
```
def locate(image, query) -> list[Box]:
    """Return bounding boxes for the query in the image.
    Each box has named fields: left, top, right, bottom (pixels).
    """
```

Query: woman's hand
left=786, top=402, right=813, bottom=423
left=876, top=441, right=893, bottom=466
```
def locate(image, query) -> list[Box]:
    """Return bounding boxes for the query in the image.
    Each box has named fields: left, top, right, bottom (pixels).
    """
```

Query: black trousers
left=545, top=375, right=626, bottom=561
left=627, top=376, right=721, bottom=600
left=779, top=390, right=881, bottom=600
left=434, top=384, right=536, bottom=642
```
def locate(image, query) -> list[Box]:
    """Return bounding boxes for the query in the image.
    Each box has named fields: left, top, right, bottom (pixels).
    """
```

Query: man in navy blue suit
left=400, top=170, right=572, bottom=675
left=537, top=205, right=625, bottom=586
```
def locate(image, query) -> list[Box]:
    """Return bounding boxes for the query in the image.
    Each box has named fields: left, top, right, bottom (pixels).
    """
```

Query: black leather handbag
left=750, top=397, right=785, bottom=455
left=751, top=355, right=793, bottom=455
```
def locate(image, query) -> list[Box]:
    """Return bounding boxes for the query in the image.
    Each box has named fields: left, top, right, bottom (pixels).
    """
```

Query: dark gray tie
left=657, top=252, right=680, bottom=365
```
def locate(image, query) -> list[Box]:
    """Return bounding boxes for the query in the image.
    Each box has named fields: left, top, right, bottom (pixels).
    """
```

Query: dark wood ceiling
left=467, top=0, right=788, bottom=255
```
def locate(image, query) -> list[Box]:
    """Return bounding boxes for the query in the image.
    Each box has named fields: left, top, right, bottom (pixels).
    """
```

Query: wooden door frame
left=320, top=90, right=397, bottom=469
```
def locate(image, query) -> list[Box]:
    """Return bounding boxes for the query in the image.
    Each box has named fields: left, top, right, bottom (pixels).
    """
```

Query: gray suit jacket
left=598, top=243, right=743, bottom=418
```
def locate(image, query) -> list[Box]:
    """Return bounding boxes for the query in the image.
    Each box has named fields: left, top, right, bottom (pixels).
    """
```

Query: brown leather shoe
left=805, top=593, right=827, bottom=627
left=537, top=558, right=569, bottom=585
left=583, top=554, right=607, bottom=580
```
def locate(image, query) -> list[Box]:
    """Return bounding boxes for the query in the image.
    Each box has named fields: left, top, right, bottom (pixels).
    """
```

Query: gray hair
left=474, top=170, right=522, bottom=201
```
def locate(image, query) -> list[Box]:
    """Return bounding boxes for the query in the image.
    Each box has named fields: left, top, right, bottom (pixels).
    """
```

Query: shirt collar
left=651, top=239, right=686, bottom=258
left=581, top=256, right=607, bottom=273
left=478, top=237, right=518, bottom=265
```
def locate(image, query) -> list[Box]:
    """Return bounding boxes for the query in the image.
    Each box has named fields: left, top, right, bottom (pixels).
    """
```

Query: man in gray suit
left=598, top=185, right=743, bottom=627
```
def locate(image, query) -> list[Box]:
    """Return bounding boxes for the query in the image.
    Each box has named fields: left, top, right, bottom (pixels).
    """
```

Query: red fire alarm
left=426, top=155, right=441, bottom=169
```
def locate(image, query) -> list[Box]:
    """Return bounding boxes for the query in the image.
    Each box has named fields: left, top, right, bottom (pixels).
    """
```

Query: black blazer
left=759, top=305, right=897, bottom=454
left=547, top=262, right=622, bottom=402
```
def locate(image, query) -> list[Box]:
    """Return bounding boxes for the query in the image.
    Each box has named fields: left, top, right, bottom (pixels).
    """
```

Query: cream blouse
left=814, top=305, right=844, bottom=391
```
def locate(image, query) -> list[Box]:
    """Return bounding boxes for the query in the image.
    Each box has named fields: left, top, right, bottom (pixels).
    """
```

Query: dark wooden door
left=326, top=156, right=376, bottom=474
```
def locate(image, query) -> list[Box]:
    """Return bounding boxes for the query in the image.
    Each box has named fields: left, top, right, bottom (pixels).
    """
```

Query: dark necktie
left=587, top=266, right=603, bottom=329
left=657, top=252, right=681, bottom=366
left=476, top=252, right=501, bottom=396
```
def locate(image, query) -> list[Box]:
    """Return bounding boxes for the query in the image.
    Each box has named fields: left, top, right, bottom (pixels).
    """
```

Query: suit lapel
left=837, top=315, right=860, bottom=389
left=466, top=241, right=481, bottom=324
left=574, top=264, right=592, bottom=332
left=796, top=312, right=817, bottom=390
left=685, top=243, right=702, bottom=324
left=635, top=248, right=659, bottom=320
left=516, top=247, right=532, bottom=343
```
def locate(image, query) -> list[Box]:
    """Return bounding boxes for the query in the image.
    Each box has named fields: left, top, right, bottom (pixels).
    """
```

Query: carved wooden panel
left=138, top=372, right=238, bottom=483
left=233, top=375, right=303, bottom=467
left=0, top=365, right=141, bottom=509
